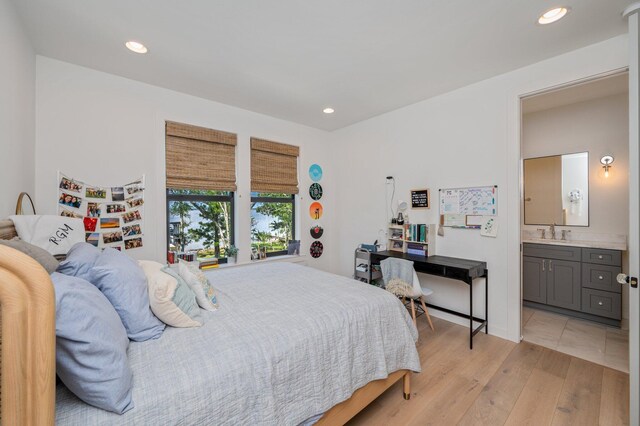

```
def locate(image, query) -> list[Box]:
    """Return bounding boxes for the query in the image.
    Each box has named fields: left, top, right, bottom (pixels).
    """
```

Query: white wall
left=333, top=35, right=629, bottom=341
left=35, top=57, right=337, bottom=272
left=523, top=93, right=629, bottom=234
left=0, top=0, right=35, bottom=217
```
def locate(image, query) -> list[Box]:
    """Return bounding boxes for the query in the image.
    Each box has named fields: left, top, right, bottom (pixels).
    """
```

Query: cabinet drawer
left=582, top=264, right=622, bottom=293
left=581, top=248, right=621, bottom=266
left=522, top=243, right=581, bottom=262
left=581, top=288, right=621, bottom=320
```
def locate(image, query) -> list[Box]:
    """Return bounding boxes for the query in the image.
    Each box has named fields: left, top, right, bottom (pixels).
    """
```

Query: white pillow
left=10, top=215, right=84, bottom=256
left=177, top=260, right=219, bottom=311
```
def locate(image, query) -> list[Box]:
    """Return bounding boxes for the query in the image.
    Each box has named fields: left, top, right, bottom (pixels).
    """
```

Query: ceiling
left=11, top=0, right=635, bottom=131
left=522, top=72, right=629, bottom=114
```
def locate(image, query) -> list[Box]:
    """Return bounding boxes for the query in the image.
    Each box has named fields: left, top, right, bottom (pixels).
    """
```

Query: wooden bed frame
left=0, top=219, right=410, bottom=425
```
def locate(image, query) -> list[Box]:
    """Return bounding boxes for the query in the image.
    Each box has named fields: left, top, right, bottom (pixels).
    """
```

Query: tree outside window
left=250, top=192, right=295, bottom=257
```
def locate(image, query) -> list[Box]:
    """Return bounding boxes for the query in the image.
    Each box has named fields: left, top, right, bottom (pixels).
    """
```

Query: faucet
left=550, top=224, right=556, bottom=240
left=561, top=230, right=571, bottom=241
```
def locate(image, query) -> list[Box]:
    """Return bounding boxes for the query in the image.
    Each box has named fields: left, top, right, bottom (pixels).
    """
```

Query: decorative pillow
left=56, top=242, right=101, bottom=281
left=9, top=215, right=84, bottom=255
left=51, top=272, right=133, bottom=414
left=90, top=248, right=165, bottom=341
left=0, top=238, right=59, bottom=273
left=138, top=260, right=203, bottom=328
left=176, top=259, right=218, bottom=311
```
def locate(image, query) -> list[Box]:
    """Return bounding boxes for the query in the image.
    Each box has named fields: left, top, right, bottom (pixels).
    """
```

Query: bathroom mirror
left=524, top=152, right=589, bottom=226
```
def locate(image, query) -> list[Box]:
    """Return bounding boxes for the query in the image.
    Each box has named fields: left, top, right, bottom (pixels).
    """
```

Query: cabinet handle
left=542, top=260, right=546, bottom=272
left=598, top=275, right=604, bottom=280
left=549, top=260, right=553, bottom=272
left=598, top=301, right=604, bottom=306
left=598, top=255, right=603, bottom=259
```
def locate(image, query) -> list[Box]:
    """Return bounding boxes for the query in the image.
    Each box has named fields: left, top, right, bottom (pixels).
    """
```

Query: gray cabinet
left=523, top=243, right=622, bottom=326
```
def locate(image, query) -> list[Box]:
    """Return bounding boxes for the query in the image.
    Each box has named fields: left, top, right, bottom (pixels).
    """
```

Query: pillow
left=0, top=238, right=59, bottom=273
left=138, top=260, right=203, bottom=328
left=90, top=248, right=165, bottom=341
left=177, top=260, right=219, bottom=311
left=56, top=242, right=101, bottom=281
left=9, top=215, right=84, bottom=255
left=51, top=272, right=133, bottom=414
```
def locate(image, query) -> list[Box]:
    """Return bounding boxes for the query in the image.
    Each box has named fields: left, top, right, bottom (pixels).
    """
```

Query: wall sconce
left=600, top=155, right=614, bottom=178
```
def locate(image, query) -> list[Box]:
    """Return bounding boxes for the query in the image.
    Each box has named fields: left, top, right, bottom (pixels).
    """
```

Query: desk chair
left=391, top=270, right=434, bottom=331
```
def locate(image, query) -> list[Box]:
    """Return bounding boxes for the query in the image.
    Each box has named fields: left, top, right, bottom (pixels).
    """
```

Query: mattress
left=55, top=262, right=421, bottom=425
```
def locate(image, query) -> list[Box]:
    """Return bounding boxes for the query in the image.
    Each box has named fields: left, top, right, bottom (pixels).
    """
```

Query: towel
left=380, top=257, right=414, bottom=286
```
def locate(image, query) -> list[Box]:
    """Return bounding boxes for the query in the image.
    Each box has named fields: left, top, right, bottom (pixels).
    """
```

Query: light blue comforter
left=56, top=262, right=421, bottom=425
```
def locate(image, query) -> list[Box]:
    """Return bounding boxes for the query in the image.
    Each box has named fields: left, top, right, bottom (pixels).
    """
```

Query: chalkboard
left=411, top=189, right=430, bottom=209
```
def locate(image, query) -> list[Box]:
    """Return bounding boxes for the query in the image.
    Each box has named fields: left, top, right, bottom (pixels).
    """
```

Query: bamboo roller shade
left=251, top=138, right=300, bottom=194
left=166, top=121, right=237, bottom=191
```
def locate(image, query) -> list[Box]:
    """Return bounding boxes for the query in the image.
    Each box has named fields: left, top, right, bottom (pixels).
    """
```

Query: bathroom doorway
left=520, top=71, right=630, bottom=372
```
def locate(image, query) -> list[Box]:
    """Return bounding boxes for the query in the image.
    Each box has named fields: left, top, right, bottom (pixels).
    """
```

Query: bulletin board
left=439, top=186, right=497, bottom=228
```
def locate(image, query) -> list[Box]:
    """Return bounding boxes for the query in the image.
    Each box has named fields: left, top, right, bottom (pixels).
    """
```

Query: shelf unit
left=387, top=224, right=436, bottom=256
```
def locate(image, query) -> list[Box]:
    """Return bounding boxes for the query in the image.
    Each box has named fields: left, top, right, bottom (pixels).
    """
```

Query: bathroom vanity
left=523, top=241, right=624, bottom=327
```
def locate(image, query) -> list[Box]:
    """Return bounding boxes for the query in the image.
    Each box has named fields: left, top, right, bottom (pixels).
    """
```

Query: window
left=165, top=121, right=237, bottom=262
left=167, top=189, right=234, bottom=261
left=251, top=192, right=295, bottom=257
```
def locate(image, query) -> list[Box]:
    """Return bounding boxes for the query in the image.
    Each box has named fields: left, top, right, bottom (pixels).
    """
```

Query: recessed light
left=323, top=107, right=335, bottom=114
left=125, top=41, right=148, bottom=54
left=538, top=7, right=569, bottom=25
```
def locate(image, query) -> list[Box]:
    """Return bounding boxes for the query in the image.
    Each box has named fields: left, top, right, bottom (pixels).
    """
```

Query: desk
left=369, top=251, right=488, bottom=349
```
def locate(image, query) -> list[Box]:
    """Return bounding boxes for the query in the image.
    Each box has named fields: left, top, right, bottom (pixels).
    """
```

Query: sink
left=522, top=238, right=627, bottom=251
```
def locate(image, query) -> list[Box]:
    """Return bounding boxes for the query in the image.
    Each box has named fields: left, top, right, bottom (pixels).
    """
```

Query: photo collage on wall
left=58, top=172, right=145, bottom=251
left=308, top=164, right=324, bottom=259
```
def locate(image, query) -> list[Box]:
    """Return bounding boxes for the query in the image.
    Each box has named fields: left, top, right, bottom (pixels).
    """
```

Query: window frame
left=166, top=189, right=235, bottom=263
left=250, top=193, right=296, bottom=258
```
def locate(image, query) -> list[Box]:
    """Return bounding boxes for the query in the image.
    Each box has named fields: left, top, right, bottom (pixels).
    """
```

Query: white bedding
left=55, top=262, right=421, bottom=425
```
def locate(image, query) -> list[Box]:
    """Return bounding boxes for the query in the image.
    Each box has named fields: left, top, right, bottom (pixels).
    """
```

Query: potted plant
left=226, top=245, right=239, bottom=265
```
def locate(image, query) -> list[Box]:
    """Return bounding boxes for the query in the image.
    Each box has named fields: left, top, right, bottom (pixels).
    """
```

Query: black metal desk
left=369, top=251, right=488, bottom=349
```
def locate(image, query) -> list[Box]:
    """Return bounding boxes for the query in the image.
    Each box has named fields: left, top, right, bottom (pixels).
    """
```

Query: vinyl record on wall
left=309, top=164, right=323, bottom=182
left=310, top=241, right=324, bottom=258
left=310, top=224, right=324, bottom=239
left=309, top=183, right=323, bottom=200
left=309, top=202, right=323, bottom=220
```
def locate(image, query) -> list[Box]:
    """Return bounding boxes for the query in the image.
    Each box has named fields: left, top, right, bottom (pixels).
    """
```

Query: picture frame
left=411, top=188, right=430, bottom=209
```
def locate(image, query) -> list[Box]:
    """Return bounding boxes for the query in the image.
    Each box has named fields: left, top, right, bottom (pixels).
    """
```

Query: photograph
left=111, top=187, right=125, bottom=201
left=59, top=177, right=82, bottom=193
left=85, top=186, right=107, bottom=199
left=100, top=217, right=120, bottom=229
left=126, top=197, right=144, bottom=208
left=60, top=208, right=82, bottom=218
left=87, top=202, right=101, bottom=217
left=122, top=210, right=142, bottom=224
left=103, top=231, right=123, bottom=244
left=85, top=232, right=100, bottom=247
left=123, top=224, right=142, bottom=237
left=59, top=192, right=82, bottom=209
left=125, top=182, right=144, bottom=195
left=83, top=217, right=98, bottom=232
left=106, top=203, right=126, bottom=214
left=124, top=237, right=143, bottom=250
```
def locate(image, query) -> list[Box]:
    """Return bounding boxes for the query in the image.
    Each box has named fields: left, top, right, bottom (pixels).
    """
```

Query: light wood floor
left=348, top=316, right=629, bottom=426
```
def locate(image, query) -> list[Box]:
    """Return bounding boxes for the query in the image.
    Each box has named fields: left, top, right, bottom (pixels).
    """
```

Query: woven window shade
left=166, top=121, right=237, bottom=191
left=251, top=138, right=300, bottom=194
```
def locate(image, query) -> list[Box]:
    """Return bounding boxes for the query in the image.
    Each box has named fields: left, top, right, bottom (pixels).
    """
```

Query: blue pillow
left=56, top=242, right=101, bottom=281
left=51, top=272, right=133, bottom=414
left=90, top=248, right=165, bottom=341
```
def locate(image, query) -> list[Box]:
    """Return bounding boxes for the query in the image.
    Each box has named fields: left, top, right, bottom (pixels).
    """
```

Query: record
left=310, top=241, right=324, bottom=258
left=309, top=164, right=323, bottom=182
left=309, top=183, right=323, bottom=200
left=310, top=224, right=324, bottom=239
left=309, top=202, right=323, bottom=220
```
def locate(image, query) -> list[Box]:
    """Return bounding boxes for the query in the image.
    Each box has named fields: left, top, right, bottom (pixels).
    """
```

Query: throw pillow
left=9, top=215, right=84, bottom=255
left=0, top=238, right=59, bottom=273
left=51, top=272, right=134, bottom=414
left=56, top=242, right=101, bottom=281
left=176, top=259, right=218, bottom=311
left=90, top=248, right=165, bottom=341
left=139, top=260, right=203, bottom=328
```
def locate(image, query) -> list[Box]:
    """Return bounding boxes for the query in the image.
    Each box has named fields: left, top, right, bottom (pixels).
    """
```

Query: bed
left=0, top=219, right=421, bottom=425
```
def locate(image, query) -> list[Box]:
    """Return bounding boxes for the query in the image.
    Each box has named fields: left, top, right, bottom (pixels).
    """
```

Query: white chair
left=403, top=270, right=435, bottom=330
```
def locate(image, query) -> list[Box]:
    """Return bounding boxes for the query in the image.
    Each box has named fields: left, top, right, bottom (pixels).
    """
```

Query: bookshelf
left=387, top=224, right=436, bottom=256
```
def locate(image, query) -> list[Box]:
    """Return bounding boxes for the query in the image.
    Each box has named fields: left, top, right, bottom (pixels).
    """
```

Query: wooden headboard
left=0, top=219, right=56, bottom=425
